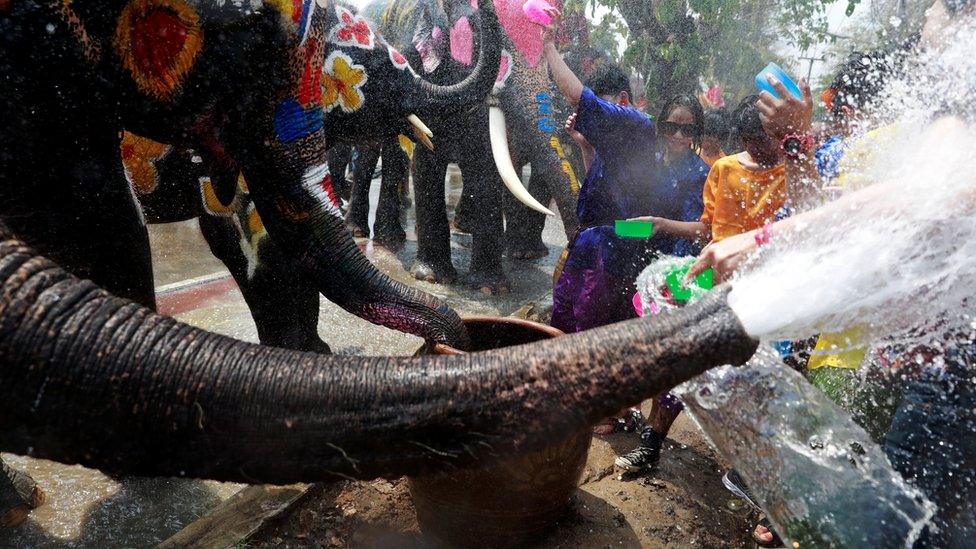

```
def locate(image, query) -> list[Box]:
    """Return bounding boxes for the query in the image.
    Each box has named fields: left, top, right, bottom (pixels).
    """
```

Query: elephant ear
left=445, top=0, right=479, bottom=66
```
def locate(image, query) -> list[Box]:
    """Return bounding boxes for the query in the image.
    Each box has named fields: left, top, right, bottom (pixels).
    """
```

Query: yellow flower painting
left=321, top=51, right=368, bottom=113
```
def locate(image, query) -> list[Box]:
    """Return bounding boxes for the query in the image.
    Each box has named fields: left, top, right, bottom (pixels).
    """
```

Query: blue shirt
left=816, top=134, right=845, bottom=180
left=568, top=87, right=708, bottom=276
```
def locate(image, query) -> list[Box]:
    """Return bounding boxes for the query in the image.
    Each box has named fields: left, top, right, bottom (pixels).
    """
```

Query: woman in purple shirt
left=551, top=90, right=709, bottom=333
left=540, top=11, right=709, bottom=436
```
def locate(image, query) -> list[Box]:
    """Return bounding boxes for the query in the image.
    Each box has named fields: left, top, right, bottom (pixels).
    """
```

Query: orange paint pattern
left=114, top=0, right=203, bottom=100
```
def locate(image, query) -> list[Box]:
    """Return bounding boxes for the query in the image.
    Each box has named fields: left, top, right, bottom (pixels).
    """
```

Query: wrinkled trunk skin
left=0, top=223, right=757, bottom=484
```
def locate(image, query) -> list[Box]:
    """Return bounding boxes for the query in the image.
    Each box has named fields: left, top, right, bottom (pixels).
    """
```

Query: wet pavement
left=0, top=166, right=572, bottom=547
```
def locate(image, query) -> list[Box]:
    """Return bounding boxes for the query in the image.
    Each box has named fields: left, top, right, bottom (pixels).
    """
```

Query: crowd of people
left=541, top=0, right=975, bottom=546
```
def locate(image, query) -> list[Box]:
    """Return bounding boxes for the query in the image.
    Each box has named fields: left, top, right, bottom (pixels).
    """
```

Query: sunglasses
left=659, top=121, right=700, bottom=137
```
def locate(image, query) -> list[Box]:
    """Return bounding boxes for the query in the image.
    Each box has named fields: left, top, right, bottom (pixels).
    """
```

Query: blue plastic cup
left=756, top=62, right=803, bottom=100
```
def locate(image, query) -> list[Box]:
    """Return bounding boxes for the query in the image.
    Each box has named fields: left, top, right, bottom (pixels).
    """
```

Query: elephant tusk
left=488, top=106, right=555, bottom=216
left=413, top=128, right=435, bottom=151
left=408, top=114, right=435, bottom=151
left=408, top=114, right=433, bottom=138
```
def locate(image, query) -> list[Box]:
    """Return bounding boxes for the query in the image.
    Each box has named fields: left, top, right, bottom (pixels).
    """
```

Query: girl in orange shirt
left=629, top=95, right=786, bottom=245
left=615, top=96, right=786, bottom=474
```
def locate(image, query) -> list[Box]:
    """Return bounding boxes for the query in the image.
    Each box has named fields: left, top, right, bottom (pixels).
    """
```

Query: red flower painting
left=330, top=7, right=374, bottom=49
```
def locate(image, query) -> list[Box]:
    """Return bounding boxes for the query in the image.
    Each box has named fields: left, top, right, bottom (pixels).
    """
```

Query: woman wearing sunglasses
left=540, top=8, right=711, bottom=439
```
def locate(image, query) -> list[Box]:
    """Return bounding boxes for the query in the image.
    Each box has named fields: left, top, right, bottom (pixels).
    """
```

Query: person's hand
left=756, top=77, right=813, bottom=141
left=538, top=7, right=562, bottom=47
left=565, top=113, right=591, bottom=149
left=685, top=230, right=758, bottom=284
left=626, top=216, right=666, bottom=237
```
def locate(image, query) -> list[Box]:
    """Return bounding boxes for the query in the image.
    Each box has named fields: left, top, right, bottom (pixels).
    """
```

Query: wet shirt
left=551, top=88, right=708, bottom=334
left=572, top=87, right=708, bottom=264
left=816, top=134, right=845, bottom=180
left=700, top=155, right=786, bottom=242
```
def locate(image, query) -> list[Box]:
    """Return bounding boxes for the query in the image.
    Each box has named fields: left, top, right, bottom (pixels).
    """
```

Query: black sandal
left=753, top=517, right=784, bottom=548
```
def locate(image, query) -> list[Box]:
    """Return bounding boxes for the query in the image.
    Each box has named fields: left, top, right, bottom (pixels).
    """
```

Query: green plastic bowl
left=615, top=220, right=653, bottom=238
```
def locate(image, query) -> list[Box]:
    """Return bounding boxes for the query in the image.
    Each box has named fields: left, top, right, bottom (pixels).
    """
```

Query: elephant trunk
left=0, top=224, right=757, bottom=484
left=405, top=0, right=501, bottom=110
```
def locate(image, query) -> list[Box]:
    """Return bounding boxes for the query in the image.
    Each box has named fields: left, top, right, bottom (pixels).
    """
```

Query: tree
left=818, top=0, right=926, bottom=89
left=562, top=0, right=866, bottom=110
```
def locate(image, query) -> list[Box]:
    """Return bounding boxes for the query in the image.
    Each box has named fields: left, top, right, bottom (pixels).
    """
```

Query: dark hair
left=731, top=95, right=766, bottom=141
left=827, top=51, right=893, bottom=117
left=584, top=63, right=631, bottom=98
left=657, top=93, right=705, bottom=148
left=702, top=108, right=731, bottom=140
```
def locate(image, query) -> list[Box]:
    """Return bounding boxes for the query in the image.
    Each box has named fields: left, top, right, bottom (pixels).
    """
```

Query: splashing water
left=637, top=16, right=976, bottom=546
left=637, top=274, right=935, bottom=547
left=728, top=121, right=976, bottom=342
left=727, top=18, right=976, bottom=343
left=673, top=348, right=935, bottom=548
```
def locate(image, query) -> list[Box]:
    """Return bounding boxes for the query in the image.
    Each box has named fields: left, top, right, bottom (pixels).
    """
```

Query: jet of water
left=727, top=19, right=976, bottom=343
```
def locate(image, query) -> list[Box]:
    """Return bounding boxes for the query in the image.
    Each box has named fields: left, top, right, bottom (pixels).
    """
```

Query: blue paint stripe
left=275, top=97, right=324, bottom=143
left=297, top=0, right=313, bottom=39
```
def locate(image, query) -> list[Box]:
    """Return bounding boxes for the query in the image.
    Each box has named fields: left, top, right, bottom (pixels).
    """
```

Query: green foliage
left=564, top=0, right=869, bottom=111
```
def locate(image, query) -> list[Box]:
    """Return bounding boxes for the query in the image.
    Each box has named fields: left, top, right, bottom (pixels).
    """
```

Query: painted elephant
left=2, top=0, right=506, bottom=353
left=0, top=0, right=759, bottom=495
left=116, top=3, right=455, bottom=353
left=358, top=0, right=585, bottom=293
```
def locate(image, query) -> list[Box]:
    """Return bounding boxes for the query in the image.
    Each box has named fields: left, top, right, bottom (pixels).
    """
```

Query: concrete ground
left=0, top=167, right=754, bottom=547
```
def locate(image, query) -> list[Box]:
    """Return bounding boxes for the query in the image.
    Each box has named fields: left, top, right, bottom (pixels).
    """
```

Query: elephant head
left=316, top=1, right=462, bottom=151
left=0, top=221, right=758, bottom=482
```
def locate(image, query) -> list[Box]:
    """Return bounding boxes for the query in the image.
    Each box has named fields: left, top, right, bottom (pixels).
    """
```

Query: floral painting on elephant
left=113, top=0, right=203, bottom=100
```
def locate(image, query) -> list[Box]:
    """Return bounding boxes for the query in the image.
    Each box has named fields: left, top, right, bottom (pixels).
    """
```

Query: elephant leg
left=459, top=132, right=509, bottom=294
left=0, top=457, right=45, bottom=528
left=373, top=139, right=407, bottom=251
left=411, top=147, right=457, bottom=283
left=327, top=145, right=353, bottom=203
left=505, top=169, right=550, bottom=261
left=452, top=184, right=475, bottom=234
left=346, top=145, right=380, bottom=238
left=198, top=213, right=330, bottom=354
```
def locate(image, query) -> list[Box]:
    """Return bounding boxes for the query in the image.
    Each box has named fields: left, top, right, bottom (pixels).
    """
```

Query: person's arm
left=539, top=8, right=584, bottom=107
left=538, top=8, right=653, bottom=148
left=628, top=217, right=709, bottom=241
left=565, top=113, right=594, bottom=173
left=757, top=77, right=823, bottom=212
left=686, top=186, right=877, bottom=284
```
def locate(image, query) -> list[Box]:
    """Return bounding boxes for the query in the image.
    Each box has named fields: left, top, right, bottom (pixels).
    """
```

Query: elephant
left=0, top=0, right=760, bottom=514
left=358, top=0, right=586, bottom=293
left=121, top=131, right=337, bottom=353
left=116, top=2, right=458, bottom=354
left=1, top=0, right=505, bottom=353
left=343, top=136, right=413, bottom=249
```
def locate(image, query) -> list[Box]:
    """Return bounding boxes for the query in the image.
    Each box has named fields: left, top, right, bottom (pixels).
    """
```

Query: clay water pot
left=410, top=317, right=592, bottom=547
